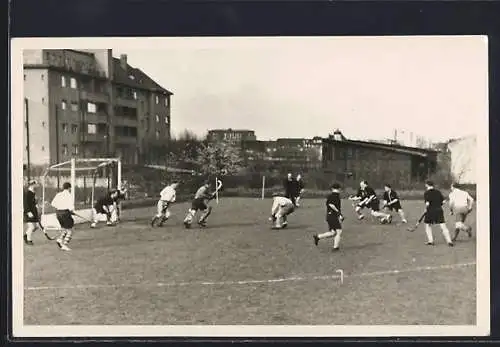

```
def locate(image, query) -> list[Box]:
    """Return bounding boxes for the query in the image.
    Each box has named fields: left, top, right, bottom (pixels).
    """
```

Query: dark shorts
left=94, top=204, right=109, bottom=215
left=454, top=207, right=471, bottom=223
left=56, top=210, right=74, bottom=229
left=360, top=200, right=380, bottom=211
left=385, top=202, right=402, bottom=211
left=424, top=208, right=445, bottom=225
left=326, top=213, right=342, bottom=230
left=23, top=212, right=39, bottom=223
left=191, top=198, right=208, bottom=211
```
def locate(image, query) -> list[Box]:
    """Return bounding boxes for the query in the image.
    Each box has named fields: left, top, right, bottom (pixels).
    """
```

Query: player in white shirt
left=151, top=182, right=180, bottom=227
left=51, top=182, right=75, bottom=251
left=448, top=183, right=475, bottom=241
left=269, top=193, right=295, bottom=230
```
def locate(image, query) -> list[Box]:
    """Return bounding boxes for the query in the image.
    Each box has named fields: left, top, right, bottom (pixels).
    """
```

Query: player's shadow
left=341, top=242, right=385, bottom=250
left=207, top=222, right=259, bottom=229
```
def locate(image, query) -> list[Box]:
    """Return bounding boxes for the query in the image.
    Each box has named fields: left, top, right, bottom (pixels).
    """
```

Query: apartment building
left=23, top=49, right=173, bottom=167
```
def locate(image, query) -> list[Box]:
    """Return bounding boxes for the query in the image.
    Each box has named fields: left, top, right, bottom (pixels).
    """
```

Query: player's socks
left=452, top=228, right=460, bottom=242
left=63, top=230, right=72, bottom=245
left=424, top=225, right=434, bottom=244
left=440, top=224, right=452, bottom=244
left=333, top=230, right=342, bottom=249
left=317, top=231, right=335, bottom=240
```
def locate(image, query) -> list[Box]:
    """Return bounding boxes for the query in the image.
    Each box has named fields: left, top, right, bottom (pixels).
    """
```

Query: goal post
left=40, top=157, right=122, bottom=227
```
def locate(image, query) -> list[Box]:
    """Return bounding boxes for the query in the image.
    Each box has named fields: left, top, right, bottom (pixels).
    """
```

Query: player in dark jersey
left=313, top=183, right=344, bottom=251
left=183, top=181, right=217, bottom=228
left=295, top=174, right=305, bottom=207
left=382, top=184, right=408, bottom=223
left=423, top=181, right=453, bottom=246
left=283, top=173, right=298, bottom=205
left=349, top=181, right=392, bottom=223
left=91, top=189, right=122, bottom=228
left=23, top=180, right=40, bottom=245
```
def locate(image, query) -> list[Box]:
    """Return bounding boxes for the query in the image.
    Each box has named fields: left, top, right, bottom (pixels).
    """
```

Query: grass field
left=24, top=198, right=476, bottom=325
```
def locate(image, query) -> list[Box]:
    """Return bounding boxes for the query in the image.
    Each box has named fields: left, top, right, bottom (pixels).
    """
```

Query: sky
left=112, top=36, right=488, bottom=143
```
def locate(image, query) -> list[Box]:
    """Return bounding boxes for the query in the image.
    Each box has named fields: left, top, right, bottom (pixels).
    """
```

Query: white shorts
left=157, top=200, right=171, bottom=215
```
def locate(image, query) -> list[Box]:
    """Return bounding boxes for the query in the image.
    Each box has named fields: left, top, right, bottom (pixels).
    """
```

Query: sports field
left=24, top=198, right=476, bottom=325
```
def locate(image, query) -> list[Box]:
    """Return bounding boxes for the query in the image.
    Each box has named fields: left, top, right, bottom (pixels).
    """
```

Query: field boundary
left=25, top=261, right=475, bottom=291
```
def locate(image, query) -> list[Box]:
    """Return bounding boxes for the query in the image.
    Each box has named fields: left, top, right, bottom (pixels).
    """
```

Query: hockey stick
left=72, top=212, right=94, bottom=224
left=407, top=212, right=427, bottom=232
left=37, top=221, right=58, bottom=240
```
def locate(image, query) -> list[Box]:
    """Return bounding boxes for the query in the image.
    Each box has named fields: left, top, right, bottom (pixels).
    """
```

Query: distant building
left=207, top=129, right=257, bottom=145
left=322, top=130, right=438, bottom=187
left=241, top=136, right=323, bottom=171
left=23, top=49, right=173, bottom=167
left=447, top=135, right=476, bottom=184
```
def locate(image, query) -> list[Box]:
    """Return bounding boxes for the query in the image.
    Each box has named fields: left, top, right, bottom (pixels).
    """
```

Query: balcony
left=82, top=112, right=107, bottom=124
left=80, top=90, right=110, bottom=104
left=115, top=96, right=138, bottom=108
left=80, top=133, right=107, bottom=143
left=114, top=135, right=138, bottom=145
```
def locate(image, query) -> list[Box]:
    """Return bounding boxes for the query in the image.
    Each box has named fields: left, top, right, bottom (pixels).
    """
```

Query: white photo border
left=10, top=36, right=490, bottom=338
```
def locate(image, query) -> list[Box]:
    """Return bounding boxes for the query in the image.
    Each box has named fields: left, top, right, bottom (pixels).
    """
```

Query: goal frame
left=41, top=157, right=122, bottom=217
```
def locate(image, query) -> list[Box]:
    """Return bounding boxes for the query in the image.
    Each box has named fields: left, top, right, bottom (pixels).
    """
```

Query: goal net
left=40, top=158, right=122, bottom=228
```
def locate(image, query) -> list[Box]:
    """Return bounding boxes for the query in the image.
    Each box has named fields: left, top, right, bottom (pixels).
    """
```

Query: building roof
left=112, top=58, right=173, bottom=95
left=208, top=129, right=255, bottom=133
left=324, top=138, right=437, bottom=158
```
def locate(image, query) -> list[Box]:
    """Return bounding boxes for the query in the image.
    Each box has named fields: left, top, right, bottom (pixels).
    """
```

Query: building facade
left=241, top=136, right=323, bottom=171
left=447, top=135, right=476, bottom=184
left=322, top=136, right=438, bottom=187
left=23, top=49, right=173, bottom=168
left=207, top=129, right=257, bottom=145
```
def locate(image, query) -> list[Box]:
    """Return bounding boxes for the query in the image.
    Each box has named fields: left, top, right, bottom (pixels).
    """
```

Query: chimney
left=333, top=129, right=343, bottom=141
left=120, top=54, right=127, bottom=70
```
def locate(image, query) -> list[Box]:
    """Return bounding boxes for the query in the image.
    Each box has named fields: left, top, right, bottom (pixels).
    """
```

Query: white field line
left=24, top=262, right=475, bottom=292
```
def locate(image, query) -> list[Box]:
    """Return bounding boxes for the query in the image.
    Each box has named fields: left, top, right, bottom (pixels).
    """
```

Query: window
left=24, top=74, right=26, bottom=81
left=133, top=91, right=137, bottom=100
left=61, top=100, right=67, bottom=110
left=41, top=146, right=45, bottom=152
left=129, top=75, right=135, bottom=80
left=164, top=97, right=169, bottom=107
left=155, top=130, right=160, bottom=139
left=164, top=116, right=169, bottom=124
left=70, top=102, right=78, bottom=112
left=41, top=98, right=45, bottom=104
left=70, top=77, right=77, bottom=89
left=41, top=74, right=44, bottom=81
left=62, top=123, right=68, bottom=132
left=61, top=76, right=66, bottom=87
left=155, top=95, right=159, bottom=104
left=41, top=121, right=46, bottom=128
left=71, top=124, right=78, bottom=134
left=72, top=145, right=79, bottom=155
left=87, top=123, right=97, bottom=134
left=155, top=114, right=159, bottom=122
left=87, top=102, right=96, bottom=114
left=62, top=144, right=68, bottom=155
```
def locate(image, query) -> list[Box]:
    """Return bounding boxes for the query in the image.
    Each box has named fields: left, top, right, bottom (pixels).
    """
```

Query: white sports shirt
left=448, top=188, right=474, bottom=210
left=271, top=196, right=293, bottom=214
left=51, top=190, right=75, bottom=211
left=160, top=185, right=176, bottom=202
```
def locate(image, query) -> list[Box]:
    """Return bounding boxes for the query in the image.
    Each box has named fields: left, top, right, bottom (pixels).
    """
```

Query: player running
left=284, top=173, right=299, bottom=206
left=23, top=180, right=40, bottom=245
left=51, top=182, right=76, bottom=251
left=269, top=193, right=295, bottom=229
left=151, top=181, right=180, bottom=227
left=350, top=181, right=392, bottom=223
left=448, top=183, right=475, bottom=241
left=91, top=189, right=123, bottom=228
left=422, top=181, right=453, bottom=247
left=295, top=174, right=305, bottom=207
left=382, top=184, right=408, bottom=223
left=183, top=181, right=218, bottom=229
left=313, top=183, right=345, bottom=251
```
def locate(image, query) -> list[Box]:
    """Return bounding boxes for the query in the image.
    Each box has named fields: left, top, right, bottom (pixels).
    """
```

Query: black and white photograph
left=11, top=37, right=489, bottom=337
